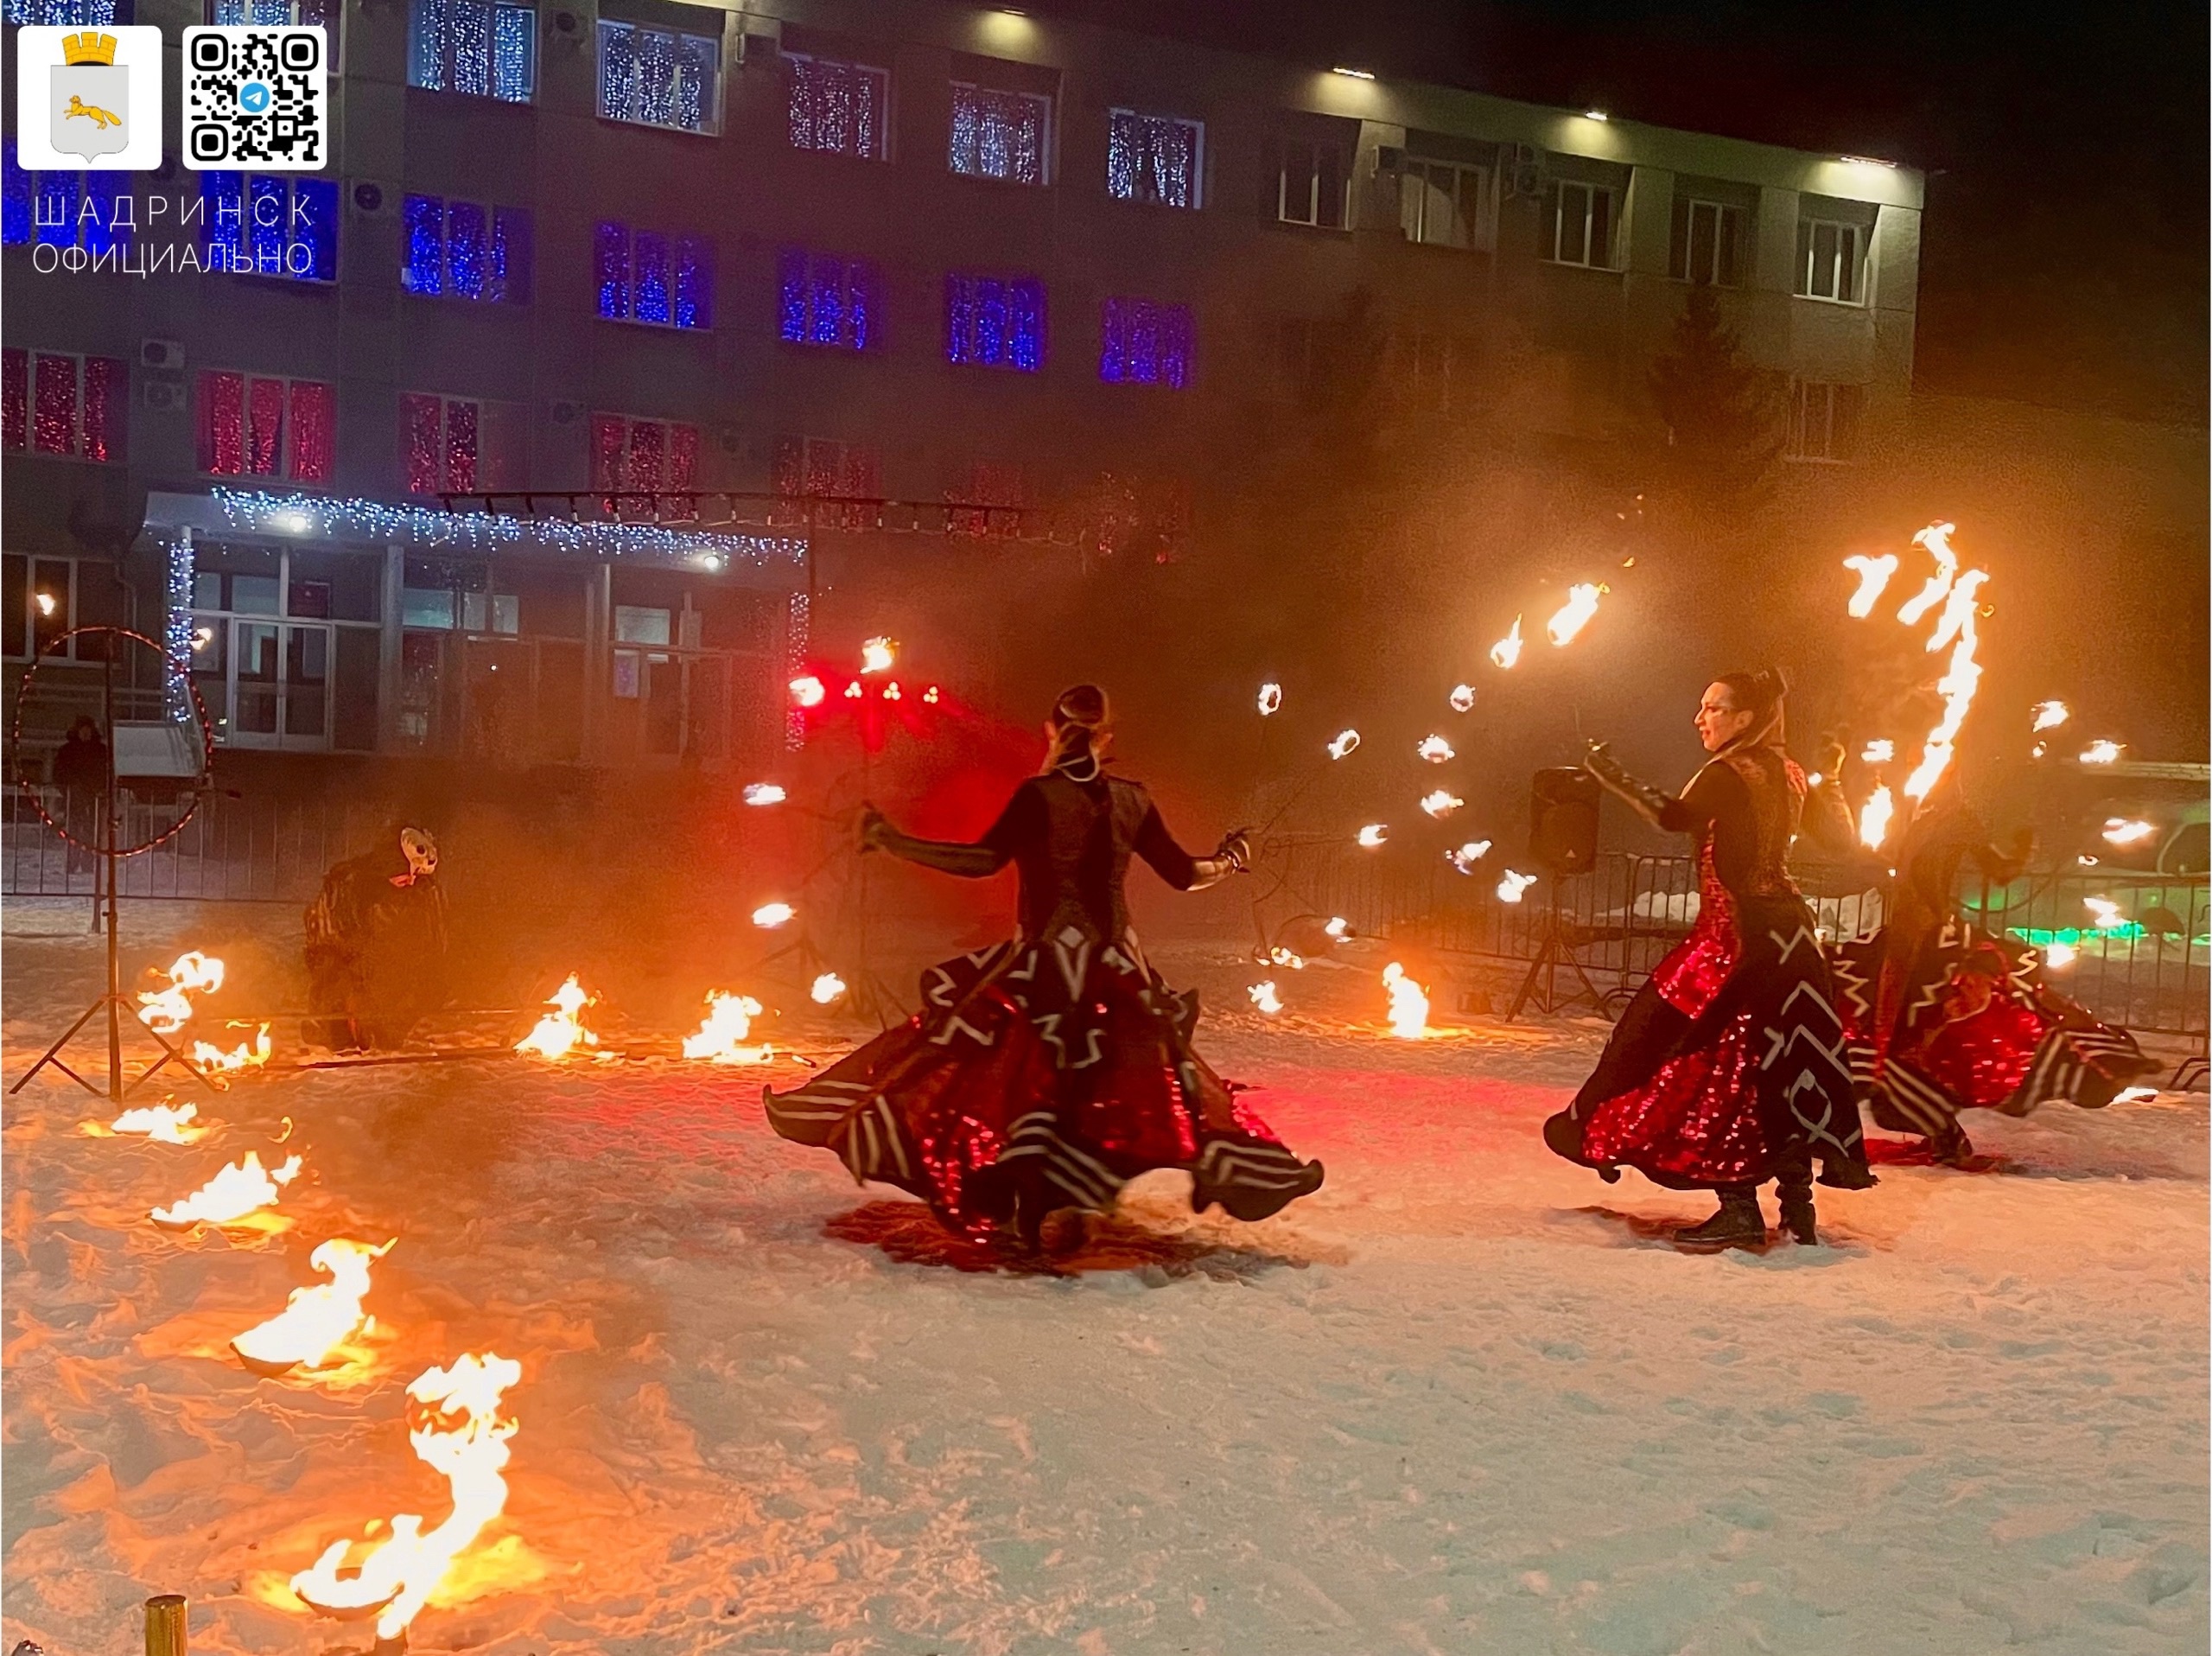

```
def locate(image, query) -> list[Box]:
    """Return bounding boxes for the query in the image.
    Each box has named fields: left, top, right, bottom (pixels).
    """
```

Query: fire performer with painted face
left=766, top=684, right=1325, bottom=1251
left=303, top=825, right=449, bottom=1052
left=1545, top=671, right=1874, bottom=1248
left=1826, top=779, right=2155, bottom=1164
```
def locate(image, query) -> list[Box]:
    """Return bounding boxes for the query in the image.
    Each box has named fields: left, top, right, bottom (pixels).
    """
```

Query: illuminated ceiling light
left=269, top=510, right=314, bottom=534
left=1839, top=154, right=1896, bottom=168
left=1583, top=108, right=1610, bottom=122
left=1331, top=66, right=1375, bottom=80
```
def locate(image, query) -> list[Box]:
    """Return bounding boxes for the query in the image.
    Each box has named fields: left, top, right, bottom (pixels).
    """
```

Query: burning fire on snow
left=1381, top=962, right=1429, bottom=1039
left=291, top=1353, right=524, bottom=1640
left=97, top=1100, right=205, bottom=1143
left=232, top=1238, right=392, bottom=1377
left=751, top=901, right=797, bottom=928
left=192, top=1023, right=272, bottom=1082
left=682, top=992, right=772, bottom=1064
left=1448, top=684, right=1476, bottom=712
left=514, top=975, right=599, bottom=1060
left=1446, top=838, right=1492, bottom=875
left=151, top=1150, right=302, bottom=1229
left=1248, top=981, right=1284, bottom=1015
left=137, top=951, right=225, bottom=1033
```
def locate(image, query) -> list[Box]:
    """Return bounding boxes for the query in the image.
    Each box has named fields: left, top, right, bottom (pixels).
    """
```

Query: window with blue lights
left=599, top=16, right=720, bottom=134
left=1098, top=297, right=1192, bottom=389
left=596, top=222, right=712, bottom=329
left=944, top=274, right=1046, bottom=372
left=778, top=250, right=880, bottom=351
left=206, top=0, right=338, bottom=59
left=3, top=0, right=125, bottom=23
left=200, top=173, right=339, bottom=281
left=403, top=195, right=532, bottom=303
left=1107, top=111, right=1202, bottom=209
left=949, top=82, right=1049, bottom=185
left=3, top=146, right=133, bottom=257
left=410, top=0, right=537, bottom=103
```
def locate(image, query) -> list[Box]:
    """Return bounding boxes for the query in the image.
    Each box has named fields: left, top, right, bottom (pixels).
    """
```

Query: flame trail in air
left=1842, top=552, right=1900, bottom=618
left=1895, top=521, right=1959, bottom=626
left=137, top=952, right=226, bottom=1034
left=2030, top=699, right=2070, bottom=732
left=1420, top=790, right=1464, bottom=819
left=1489, top=616, right=1524, bottom=669
left=1859, top=786, right=1896, bottom=850
left=1545, top=583, right=1607, bottom=647
left=1496, top=869, right=1537, bottom=903
left=1356, top=824, right=1389, bottom=849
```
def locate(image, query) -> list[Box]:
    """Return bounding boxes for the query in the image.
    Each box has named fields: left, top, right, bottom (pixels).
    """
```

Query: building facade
left=3, top=0, right=1924, bottom=774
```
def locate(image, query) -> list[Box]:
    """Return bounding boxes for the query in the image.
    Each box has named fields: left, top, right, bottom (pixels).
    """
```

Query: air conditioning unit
left=144, top=380, right=188, bottom=412
left=1503, top=143, right=1543, bottom=200
left=351, top=181, right=395, bottom=216
left=550, top=400, right=582, bottom=425
left=1375, top=144, right=1404, bottom=175
left=141, top=338, right=184, bottom=371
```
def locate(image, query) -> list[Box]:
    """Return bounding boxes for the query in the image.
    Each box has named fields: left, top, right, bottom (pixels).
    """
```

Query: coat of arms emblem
left=51, top=30, right=129, bottom=162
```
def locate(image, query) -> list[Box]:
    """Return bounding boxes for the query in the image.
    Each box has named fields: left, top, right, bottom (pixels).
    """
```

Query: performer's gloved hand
left=1215, top=827, right=1254, bottom=875
left=858, top=803, right=891, bottom=854
left=1583, top=741, right=1675, bottom=827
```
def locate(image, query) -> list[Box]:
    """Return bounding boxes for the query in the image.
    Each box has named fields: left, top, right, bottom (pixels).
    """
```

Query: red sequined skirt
left=765, top=935, right=1321, bottom=1233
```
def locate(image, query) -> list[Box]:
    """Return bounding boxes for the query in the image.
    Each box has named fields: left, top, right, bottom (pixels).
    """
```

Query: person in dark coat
left=303, top=825, right=450, bottom=1051
left=51, top=717, right=109, bottom=872
left=766, top=684, right=1325, bottom=1251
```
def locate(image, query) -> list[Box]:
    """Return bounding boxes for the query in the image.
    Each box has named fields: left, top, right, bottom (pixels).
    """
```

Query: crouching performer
left=303, top=825, right=449, bottom=1051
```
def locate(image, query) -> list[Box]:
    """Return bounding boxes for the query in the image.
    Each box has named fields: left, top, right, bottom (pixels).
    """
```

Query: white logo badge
left=15, top=26, right=163, bottom=170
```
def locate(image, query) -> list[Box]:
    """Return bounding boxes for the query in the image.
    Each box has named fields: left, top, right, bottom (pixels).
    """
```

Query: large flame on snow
left=191, top=1023, right=272, bottom=1083
left=232, top=1239, right=393, bottom=1376
left=137, top=952, right=225, bottom=1034
left=100, top=1100, right=205, bottom=1143
left=151, top=1150, right=302, bottom=1229
left=681, top=992, right=772, bottom=1064
left=515, top=976, right=598, bottom=1060
left=1382, top=963, right=1429, bottom=1039
left=291, top=1353, right=524, bottom=1640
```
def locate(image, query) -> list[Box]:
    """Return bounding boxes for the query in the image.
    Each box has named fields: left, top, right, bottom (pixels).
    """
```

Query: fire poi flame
left=1842, top=552, right=1900, bottom=618
left=1416, top=734, right=1455, bottom=763
left=1381, top=962, right=1429, bottom=1039
left=191, top=1023, right=273, bottom=1081
left=1545, top=583, right=1608, bottom=647
left=1248, top=981, right=1283, bottom=1015
left=741, top=783, right=786, bottom=806
left=1268, top=946, right=1305, bottom=969
left=1496, top=869, right=1537, bottom=904
left=105, top=1100, right=205, bottom=1143
left=1448, top=684, right=1477, bottom=713
left=751, top=901, right=797, bottom=928
left=1489, top=615, right=1524, bottom=669
left=1356, top=824, right=1389, bottom=849
left=514, top=976, right=598, bottom=1060
left=151, top=1150, right=302, bottom=1229
left=859, top=636, right=897, bottom=673
left=1858, top=787, right=1896, bottom=850
left=2030, top=699, right=2071, bottom=732
left=810, top=972, right=847, bottom=1004
left=291, top=1352, right=524, bottom=1640
left=1327, top=729, right=1361, bottom=760
left=1900, top=576, right=1985, bottom=805
left=232, top=1238, right=393, bottom=1376
left=1324, top=916, right=1351, bottom=940
left=1446, top=839, right=1492, bottom=875
left=2083, top=896, right=2124, bottom=930
left=682, top=992, right=772, bottom=1064
left=1420, top=790, right=1465, bottom=818
left=2079, top=739, right=2123, bottom=765
left=2043, top=940, right=2077, bottom=970
left=1895, top=521, right=1959, bottom=627
left=788, top=675, right=826, bottom=708
left=2103, top=818, right=2157, bottom=848
left=1861, top=739, right=1895, bottom=763
left=137, top=951, right=226, bottom=1034
left=1256, top=681, right=1283, bottom=716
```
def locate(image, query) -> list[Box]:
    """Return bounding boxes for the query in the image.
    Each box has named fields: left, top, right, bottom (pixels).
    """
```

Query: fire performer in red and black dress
left=1545, top=671, right=1875, bottom=1248
left=766, top=684, right=1325, bottom=1250
left=1827, top=784, right=2155, bottom=1164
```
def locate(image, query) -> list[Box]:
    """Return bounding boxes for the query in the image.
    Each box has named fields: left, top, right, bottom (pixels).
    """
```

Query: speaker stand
left=1503, top=881, right=1605, bottom=1022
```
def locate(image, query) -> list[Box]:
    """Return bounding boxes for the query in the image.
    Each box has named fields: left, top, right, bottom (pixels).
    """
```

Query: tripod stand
left=10, top=645, right=217, bottom=1103
left=1503, top=877, right=1605, bottom=1022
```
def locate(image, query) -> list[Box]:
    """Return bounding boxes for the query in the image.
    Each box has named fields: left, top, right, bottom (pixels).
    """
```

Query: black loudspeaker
left=1530, top=767, right=1600, bottom=876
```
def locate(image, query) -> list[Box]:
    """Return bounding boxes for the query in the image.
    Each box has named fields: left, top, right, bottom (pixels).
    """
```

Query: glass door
left=283, top=623, right=331, bottom=743
left=233, top=621, right=282, bottom=740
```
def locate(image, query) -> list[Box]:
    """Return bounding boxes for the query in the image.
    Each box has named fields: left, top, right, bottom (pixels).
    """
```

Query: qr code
left=182, top=27, right=327, bottom=170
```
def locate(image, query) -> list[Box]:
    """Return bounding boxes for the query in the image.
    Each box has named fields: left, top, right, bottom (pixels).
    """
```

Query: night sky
left=1052, top=0, right=2209, bottom=425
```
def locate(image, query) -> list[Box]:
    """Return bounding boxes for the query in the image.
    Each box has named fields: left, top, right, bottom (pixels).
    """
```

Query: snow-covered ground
left=4, top=902, right=2207, bottom=1656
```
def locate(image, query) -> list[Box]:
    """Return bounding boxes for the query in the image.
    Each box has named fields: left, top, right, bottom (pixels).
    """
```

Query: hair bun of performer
left=1044, top=682, right=1110, bottom=782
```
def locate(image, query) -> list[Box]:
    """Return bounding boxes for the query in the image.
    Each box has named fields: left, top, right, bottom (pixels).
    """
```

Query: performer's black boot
left=1777, top=1180, right=1818, bottom=1245
left=1928, top=1124, right=1974, bottom=1167
left=1676, top=1187, right=1767, bottom=1250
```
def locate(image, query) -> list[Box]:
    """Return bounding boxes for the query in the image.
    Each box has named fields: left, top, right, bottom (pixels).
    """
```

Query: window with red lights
left=772, top=434, right=880, bottom=529
left=195, top=371, right=334, bottom=482
left=588, top=412, right=701, bottom=493
left=401, top=392, right=525, bottom=494
left=3, top=349, right=127, bottom=462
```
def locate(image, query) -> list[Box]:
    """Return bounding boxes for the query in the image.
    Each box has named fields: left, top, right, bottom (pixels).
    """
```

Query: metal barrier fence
left=3, top=787, right=386, bottom=904
left=1259, top=835, right=2209, bottom=1038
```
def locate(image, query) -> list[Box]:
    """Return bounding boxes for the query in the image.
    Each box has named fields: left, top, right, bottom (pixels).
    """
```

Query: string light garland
left=163, top=529, right=195, bottom=717
left=206, top=489, right=805, bottom=569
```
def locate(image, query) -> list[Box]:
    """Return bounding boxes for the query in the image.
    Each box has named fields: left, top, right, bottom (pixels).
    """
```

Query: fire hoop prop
left=10, top=625, right=222, bottom=1103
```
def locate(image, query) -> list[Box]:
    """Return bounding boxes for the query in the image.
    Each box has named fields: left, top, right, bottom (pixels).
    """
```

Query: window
left=1787, top=380, right=1865, bottom=463
left=1541, top=180, right=1615, bottom=268
left=1107, top=111, right=1201, bottom=209
left=773, top=435, right=880, bottom=529
left=201, top=173, right=339, bottom=282
left=410, top=0, right=536, bottom=102
left=402, top=195, right=532, bottom=303
left=946, top=460, right=1027, bottom=538
left=196, top=372, right=335, bottom=482
left=589, top=414, right=700, bottom=492
left=3, top=554, right=93, bottom=660
left=1273, top=138, right=1348, bottom=229
left=778, top=250, right=880, bottom=350
left=1669, top=197, right=1745, bottom=286
left=3, top=350, right=126, bottom=462
left=944, top=273, right=1046, bottom=372
left=785, top=52, right=887, bottom=159
left=2, top=0, right=121, bottom=22
left=595, top=222, right=712, bottom=328
left=949, top=83, right=1050, bottom=185
left=1098, top=298, right=1192, bottom=389
left=208, top=0, right=339, bottom=59
left=1399, top=158, right=1488, bottom=249
left=1797, top=218, right=1866, bottom=304
left=3, top=147, right=133, bottom=254
left=401, top=393, right=524, bottom=494
left=598, top=16, right=720, bottom=135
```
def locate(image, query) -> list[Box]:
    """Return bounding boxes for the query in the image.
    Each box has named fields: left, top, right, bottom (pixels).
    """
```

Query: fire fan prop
left=291, top=1353, right=524, bottom=1640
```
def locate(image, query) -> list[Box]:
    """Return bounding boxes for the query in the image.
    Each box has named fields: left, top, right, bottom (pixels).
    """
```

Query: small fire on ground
left=151, top=1150, right=302, bottom=1229
left=515, top=975, right=601, bottom=1060
left=682, top=992, right=772, bottom=1064
left=232, top=1238, right=392, bottom=1377
left=1382, top=963, right=1430, bottom=1039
